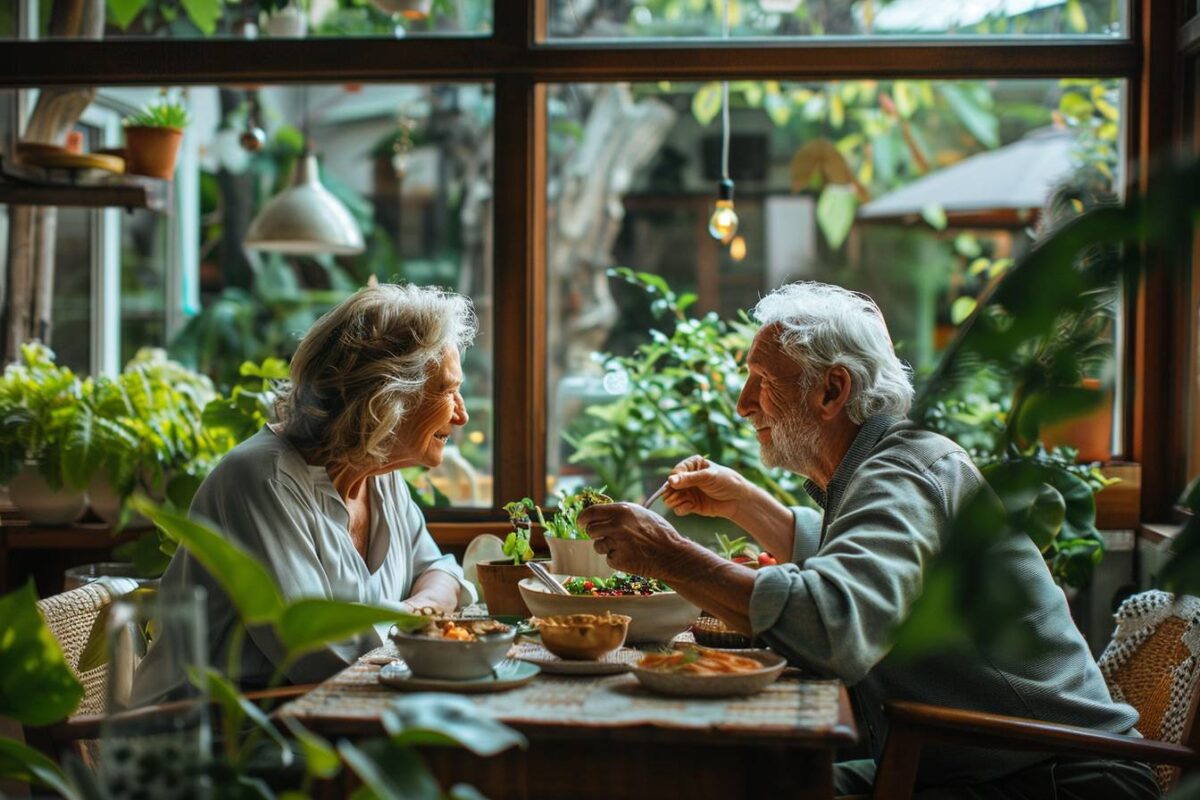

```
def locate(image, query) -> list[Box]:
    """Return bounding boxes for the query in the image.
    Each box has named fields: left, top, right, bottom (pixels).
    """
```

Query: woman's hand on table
left=578, top=502, right=698, bottom=581
left=662, top=456, right=750, bottom=520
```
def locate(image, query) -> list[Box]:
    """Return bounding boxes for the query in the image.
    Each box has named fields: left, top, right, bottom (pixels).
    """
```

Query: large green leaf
left=276, top=599, right=426, bottom=658
left=106, top=0, right=148, bottom=29
left=381, top=695, right=528, bottom=757
left=816, top=184, right=857, bottom=250
left=180, top=0, right=221, bottom=33
left=0, top=582, right=84, bottom=725
left=938, top=84, right=998, bottom=149
left=337, top=739, right=441, bottom=800
left=1014, top=386, right=1107, bottom=445
left=691, top=82, right=722, bottom=126
left=0, top=736, right=80, bottom=799
left=132, top=497, right=286, bottom=625
left=985, top=461, right=1096, bottom=549
left=282, top=717, right=341, bottom=780
left=195, top=667, right=293, bottom=766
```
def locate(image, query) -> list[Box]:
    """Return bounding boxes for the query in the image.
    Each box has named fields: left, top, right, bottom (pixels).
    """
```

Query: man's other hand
left=662, top=456, right=749, bottom=520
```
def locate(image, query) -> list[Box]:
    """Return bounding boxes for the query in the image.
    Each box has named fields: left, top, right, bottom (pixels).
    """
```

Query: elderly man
left=578, top=282, right=1158, bottom=799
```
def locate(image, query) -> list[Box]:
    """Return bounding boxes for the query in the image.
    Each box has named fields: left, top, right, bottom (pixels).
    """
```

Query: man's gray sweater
left=748, top=415, right=1138, bottom=785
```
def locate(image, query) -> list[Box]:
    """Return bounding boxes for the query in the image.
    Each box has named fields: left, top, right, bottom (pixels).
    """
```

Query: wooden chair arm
left=30, top=684, right=319, bottom=745
left=884, top=700, right=1199, bottom=767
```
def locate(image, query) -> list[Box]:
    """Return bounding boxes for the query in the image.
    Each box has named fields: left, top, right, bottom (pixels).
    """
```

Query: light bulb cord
left=720, top=0, right=730, bottom=182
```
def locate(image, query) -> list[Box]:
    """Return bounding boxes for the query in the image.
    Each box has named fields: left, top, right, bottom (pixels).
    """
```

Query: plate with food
left=509, top=641, right=642, bottom=675
left=518, top=572, right=699, bottom=643
left=379, top=658, right=539, bottom=693
left=630, top=645, right=786, bottom=697
left=388, top=617, right=516, bottom=681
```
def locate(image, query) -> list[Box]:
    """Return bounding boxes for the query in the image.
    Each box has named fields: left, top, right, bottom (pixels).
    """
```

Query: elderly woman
left=135, top=283, right=477, bottom=699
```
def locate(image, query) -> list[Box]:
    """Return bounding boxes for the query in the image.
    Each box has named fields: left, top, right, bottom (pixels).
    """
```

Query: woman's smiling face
left=389, top=346, right=469, bottom=469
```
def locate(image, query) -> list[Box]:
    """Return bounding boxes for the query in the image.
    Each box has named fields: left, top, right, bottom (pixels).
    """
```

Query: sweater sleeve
left=398, top=475, right=477, bottom=608
left=748, top=457, right=948, bottom=684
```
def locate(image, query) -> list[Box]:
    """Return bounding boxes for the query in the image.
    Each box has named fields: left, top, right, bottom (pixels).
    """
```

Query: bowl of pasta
left=629, top=645, right=787, bottom=697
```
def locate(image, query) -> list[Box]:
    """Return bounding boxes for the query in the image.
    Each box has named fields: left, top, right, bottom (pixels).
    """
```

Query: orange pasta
left=638, top=646, right=763, bottom=675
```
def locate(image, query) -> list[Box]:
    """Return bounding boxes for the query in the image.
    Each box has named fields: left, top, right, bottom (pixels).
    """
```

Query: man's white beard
left=760, top=405, right=824, bottom=475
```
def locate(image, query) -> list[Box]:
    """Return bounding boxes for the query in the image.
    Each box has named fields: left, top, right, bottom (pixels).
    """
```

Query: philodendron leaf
left=131, top=496, right=286, bottom=625
left=1024, top=483, right=1067, bottom=552
left=106, top=0, right=149, bottom=29
left=381, top=695, right=528, bottom=757
left=0, top=582, right=84, bottom=725
left=337, top=739, right=441, bottom=800
left=1014, top=386, right=1107, bottom=445
left=194, top=667, right=293, bottom=767
left=816, top=184, right=858, bottom=250
left=282, top=717, right=341, bottom=780
left=984, top=461, right=1097, bottom=548
left=276, top=599, right=426, bottom=658
left=180, top=0, right=222, bottom=34
left=0, top=736, right=80, bottom=800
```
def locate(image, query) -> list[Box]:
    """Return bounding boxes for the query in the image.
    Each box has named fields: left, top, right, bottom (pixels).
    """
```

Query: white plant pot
left=265, top=3, right=307, bottom=37
left=370, top=0, right=431, bottom=15
left=546, top=536, right=613, bottom=579
left=9, top=463, right=86, bottom=526
left=87, top=473, right=154, bottom=531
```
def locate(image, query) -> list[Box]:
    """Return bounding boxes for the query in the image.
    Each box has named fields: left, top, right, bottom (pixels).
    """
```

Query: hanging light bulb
left=708, top=178, right=738, bottom=244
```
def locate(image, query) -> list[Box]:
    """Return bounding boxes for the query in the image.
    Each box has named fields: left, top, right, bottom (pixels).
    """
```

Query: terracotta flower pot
left=476, top=558, right=543, bottom=617
left=123, top=126, right=184, bottom=179
left=1040, top=378, right=1114, bottom=464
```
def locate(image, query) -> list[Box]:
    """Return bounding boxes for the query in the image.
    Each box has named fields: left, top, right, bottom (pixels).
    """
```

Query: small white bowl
left=388, top=623, right=516, bottom=681
left=518, top=574, right=699, bottom=643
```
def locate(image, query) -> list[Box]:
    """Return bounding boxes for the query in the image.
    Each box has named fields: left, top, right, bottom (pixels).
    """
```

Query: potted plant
left=476, top=499, right=541, bottom=616
left=261, top=0, right=308, bottom=37
left=537, top=486, right=614, bottom=578
left=0, top=343, right=89, bottom=525
left=123, top=97, right=190, bottom=179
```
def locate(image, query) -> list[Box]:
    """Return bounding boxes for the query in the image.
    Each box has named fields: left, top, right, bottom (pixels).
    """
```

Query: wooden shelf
left=0, top=156, right=172, bottom=213
left=0, top=521, right=139, bottom=550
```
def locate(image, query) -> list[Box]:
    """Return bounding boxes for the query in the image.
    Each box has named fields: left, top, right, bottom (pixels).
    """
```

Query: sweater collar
left=803, top=414, right=898, bottom=512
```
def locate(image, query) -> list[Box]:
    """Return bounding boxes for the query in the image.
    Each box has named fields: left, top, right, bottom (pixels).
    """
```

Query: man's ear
left=816, top=365, right=852, bottom=420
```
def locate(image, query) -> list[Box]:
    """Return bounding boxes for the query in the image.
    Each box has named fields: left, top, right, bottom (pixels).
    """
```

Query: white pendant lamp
left=244, top=149, right=365, bottom=255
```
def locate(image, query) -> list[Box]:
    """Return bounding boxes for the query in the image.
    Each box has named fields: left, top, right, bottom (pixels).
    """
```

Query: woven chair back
left=35, top=579, right=138, bottom=716
left=1097, top=590, right=1200, bottom=792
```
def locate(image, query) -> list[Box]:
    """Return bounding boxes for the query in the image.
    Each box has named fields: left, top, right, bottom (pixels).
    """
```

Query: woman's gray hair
left=275, top=283, right=477, bottom=466
left=752, top=282, right=913, bottom=423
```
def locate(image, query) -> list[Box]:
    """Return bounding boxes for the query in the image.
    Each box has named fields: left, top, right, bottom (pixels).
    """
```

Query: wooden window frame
left=3, top=0, right=1186, bottom=536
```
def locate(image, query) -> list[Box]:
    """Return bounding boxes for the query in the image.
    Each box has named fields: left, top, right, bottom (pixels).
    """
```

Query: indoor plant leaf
left=380, top=694, right=527, bottom=757
left=131, top=496, right=286, bottom=625
left=0, top=581, right=84, bottom=725
left=337, top=738, right=441, bottom=800
left=281, top=717, right=341, bottom=780
left=0, top=736, right=81, bottom=800
left=276, top=599, right=426, bottom=657
left=193, top=667, right=293, bottom=766
left=815, top=184, right=857, bottom=250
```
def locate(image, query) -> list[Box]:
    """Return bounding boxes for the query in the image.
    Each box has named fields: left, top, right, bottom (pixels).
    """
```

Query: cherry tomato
left=732, top=555, right=751, bottom=564
left=757, top=552, right=778, bottom=566
left=583, top=581, right=594, bottom=591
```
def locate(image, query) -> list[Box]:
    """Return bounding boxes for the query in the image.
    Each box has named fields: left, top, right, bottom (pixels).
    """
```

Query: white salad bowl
left=518, top=574, right=699, bottom=643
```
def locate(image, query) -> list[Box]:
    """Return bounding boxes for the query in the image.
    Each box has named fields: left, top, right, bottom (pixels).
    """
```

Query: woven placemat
left=282, top=645, right=840, bottom=735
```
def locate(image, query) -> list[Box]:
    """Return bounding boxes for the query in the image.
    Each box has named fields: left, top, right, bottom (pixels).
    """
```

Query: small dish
left=510, top=641, right=642, bottom=675
left=378, top=659, right=539, bottom=693
left=630, top=648, right=787, bottom=698
left=388, top=618, right=516, bottom=681
left=535, top=612, right=631, bottom=660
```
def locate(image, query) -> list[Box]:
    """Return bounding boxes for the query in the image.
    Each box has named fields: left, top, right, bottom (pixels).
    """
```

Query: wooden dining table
left=277, top=640, right=859, bottom=800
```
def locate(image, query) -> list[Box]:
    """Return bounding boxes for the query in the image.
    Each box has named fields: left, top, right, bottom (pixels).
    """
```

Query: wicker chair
left=869, top=590, right=1200, bottom=799
left=35, top=578, right=141, bottom=716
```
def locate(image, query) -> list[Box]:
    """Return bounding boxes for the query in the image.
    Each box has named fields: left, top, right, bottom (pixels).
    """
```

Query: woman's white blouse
left=133, top=427, right=475, bottom=701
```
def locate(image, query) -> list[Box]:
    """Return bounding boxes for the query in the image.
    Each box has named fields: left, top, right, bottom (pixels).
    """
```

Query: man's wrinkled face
left=736, top=325, right=823, bottom=473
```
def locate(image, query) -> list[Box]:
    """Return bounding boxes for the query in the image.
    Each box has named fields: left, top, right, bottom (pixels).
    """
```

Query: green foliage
left=0, top=581, right=85, bottom=725
left=0, top=738, right=79, bottom=800
left=124, top=98, right=192, bottom=129
left=502, top=528, right=534, bottom=565
left=0, top=342, right=90, bottom=489
left=380, top=694, right=528, bottom=756
left=533, top=486, right=611, bottom=540
left=565, top=268, right=803, bottom=507
left=276, top=599, right=426, bottom=656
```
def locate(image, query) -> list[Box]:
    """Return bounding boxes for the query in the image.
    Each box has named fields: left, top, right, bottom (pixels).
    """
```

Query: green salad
left=562, top=572, right=671, bottom=597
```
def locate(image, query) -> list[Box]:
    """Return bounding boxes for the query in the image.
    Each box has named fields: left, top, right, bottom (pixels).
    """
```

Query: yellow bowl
left=535, top=613, right=631, bottom=660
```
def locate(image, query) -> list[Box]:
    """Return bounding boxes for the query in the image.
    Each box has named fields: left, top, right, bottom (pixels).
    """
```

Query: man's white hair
left=752, top=282, right=914, bottom=423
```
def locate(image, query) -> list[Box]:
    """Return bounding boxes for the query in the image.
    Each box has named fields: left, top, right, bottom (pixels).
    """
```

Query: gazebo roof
left=857, top=127, right=1078, bottom=228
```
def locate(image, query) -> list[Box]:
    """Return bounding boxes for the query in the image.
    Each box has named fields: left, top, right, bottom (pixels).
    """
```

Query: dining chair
left=868, top=590, right=1200, bottom=799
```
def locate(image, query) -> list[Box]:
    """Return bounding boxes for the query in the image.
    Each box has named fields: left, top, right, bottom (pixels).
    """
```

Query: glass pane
left=120, top=208, right=169, bottom=365
left=14, top=0, right=490, bottom=40
left=547, top=0, right=1126, bottom=39
left=545, top=78, right=1126, bottom=517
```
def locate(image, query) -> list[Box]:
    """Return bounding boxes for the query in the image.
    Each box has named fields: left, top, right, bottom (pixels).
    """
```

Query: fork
left=527, top=560, right=570, bottom=595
